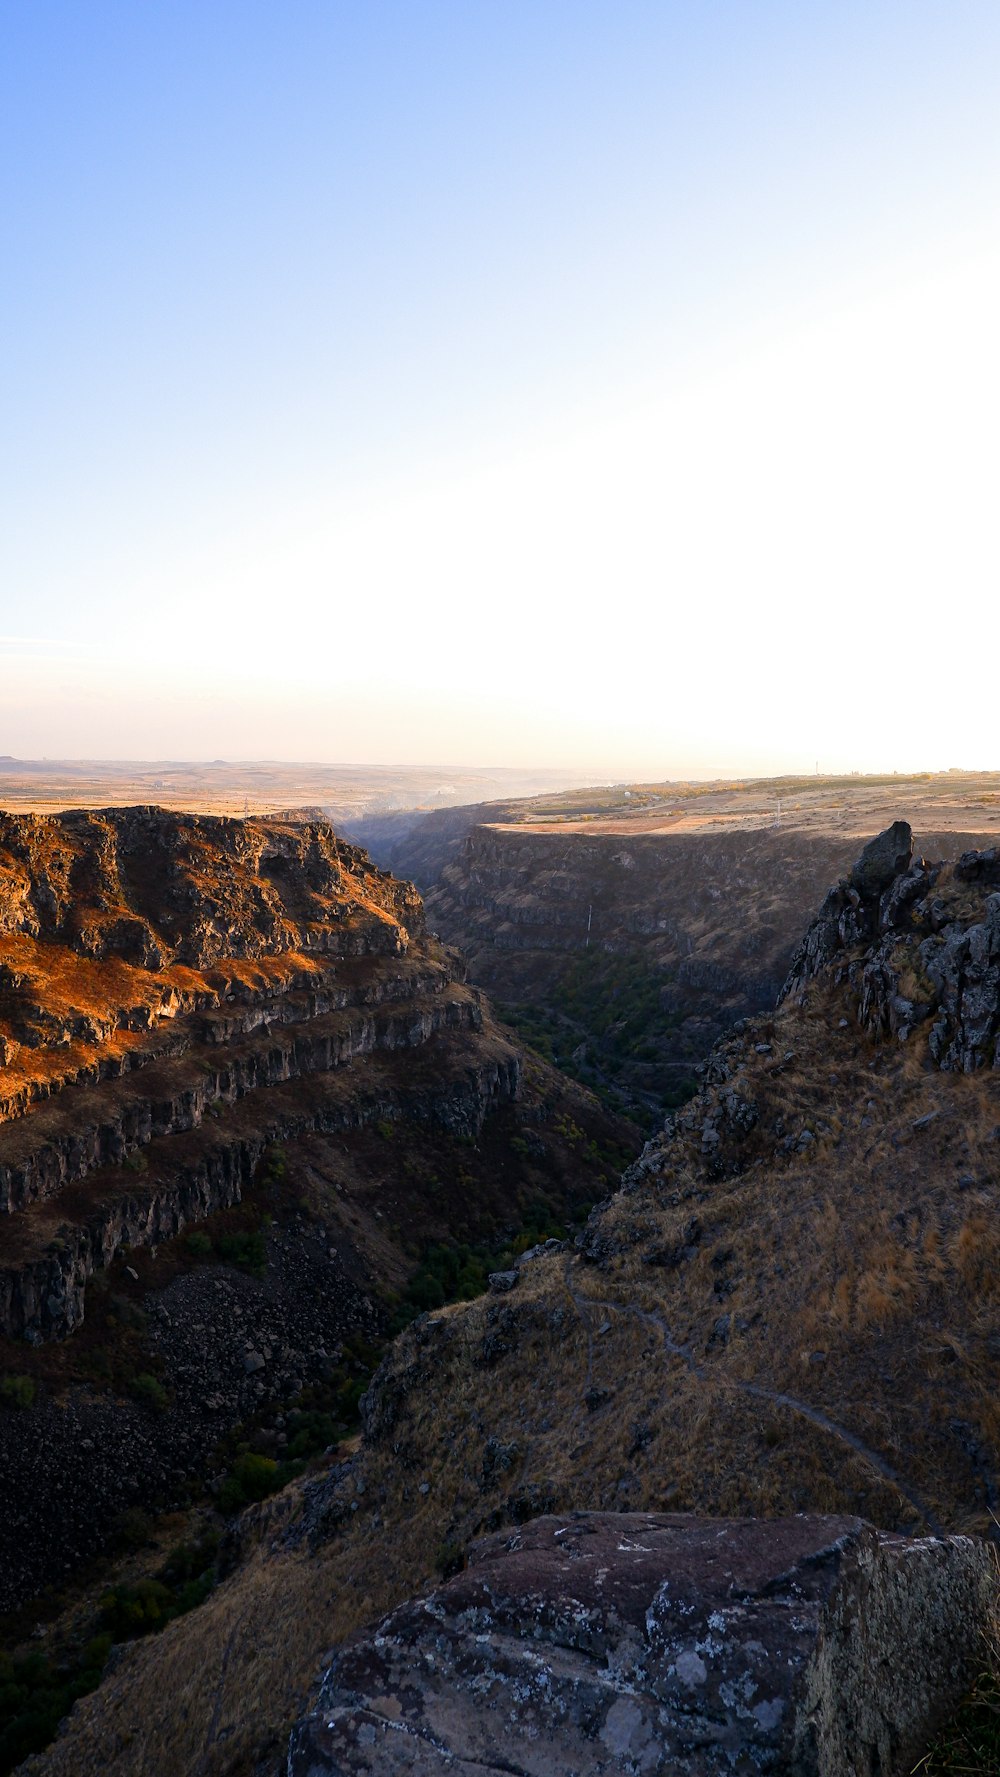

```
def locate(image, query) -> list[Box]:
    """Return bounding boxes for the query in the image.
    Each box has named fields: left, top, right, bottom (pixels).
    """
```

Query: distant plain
left=4, top=762, right=1000, bottom=845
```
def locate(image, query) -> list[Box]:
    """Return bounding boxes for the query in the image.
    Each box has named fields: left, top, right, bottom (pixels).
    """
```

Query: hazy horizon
left=0, top=753, right=990, bottom=788
left=3, top=4, right=998, bottom=776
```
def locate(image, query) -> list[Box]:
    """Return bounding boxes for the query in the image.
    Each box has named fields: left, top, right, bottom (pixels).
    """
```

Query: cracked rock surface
left=288, top=1510, right=995, bottom=1776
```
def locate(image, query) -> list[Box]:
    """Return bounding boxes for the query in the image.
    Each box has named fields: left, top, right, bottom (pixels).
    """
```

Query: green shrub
left=98, top=1528, right=218, bottom=1643
left=285, top=1408, right=338, bottom=1461
left=185, top=1230, right=212, bottom=1258
left=262, top=1143, right=287, bottom=1180
left=0, top=1636, right=110, bottom=1773
left=216, top=1230, right=267, bottom=1277
left=130, top=1373, right=169, bottom=1413
left=0, top=1375, right=35, bottom=1410
left=160, top=1529, right=219, bottom=1588
left=111, top=1507, right=153, bottom=1552
left=98, top=1578, right=176, bottom=1637
left=219, top=1452, right=281, bottom=1512
left=123, top=1150, right=148, bottom=1173
left=389, top=1213, right=567, bottom=1333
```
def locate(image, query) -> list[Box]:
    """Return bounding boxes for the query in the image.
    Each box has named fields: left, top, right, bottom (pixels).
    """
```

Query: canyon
left=352, top=771, right=1000, bottom=1126
left=19, top=813, right=1000, bottom=1777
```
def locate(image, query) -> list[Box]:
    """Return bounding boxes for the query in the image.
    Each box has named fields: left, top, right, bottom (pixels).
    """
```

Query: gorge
left=3, top=813, right=994, bottom=1777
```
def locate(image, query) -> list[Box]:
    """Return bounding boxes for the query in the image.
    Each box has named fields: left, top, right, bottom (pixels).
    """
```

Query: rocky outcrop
left=289, top=1511, right=996, bottom=1776
left=782, top=825, right=1000, bottom=1070
left=0, top=809, right=418, bottom=1129
left=0, top=810, right=528, bottom=1340
left=849, top=820, right=914, bottom=896
left=0, top=805, right=419, bottom=964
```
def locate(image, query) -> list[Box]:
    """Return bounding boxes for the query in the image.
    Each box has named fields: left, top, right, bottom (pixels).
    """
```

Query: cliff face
left=0, top=810, right=455, bottom=1342
left=0, top=804, right=419, bottom=960
left=0, top=809, right=632, bottom=1613
left=345, top=800, right=497, bottom=892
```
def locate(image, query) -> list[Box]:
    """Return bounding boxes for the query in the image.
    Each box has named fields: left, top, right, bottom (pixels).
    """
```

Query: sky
left=2, top=1, right=998, bottom=777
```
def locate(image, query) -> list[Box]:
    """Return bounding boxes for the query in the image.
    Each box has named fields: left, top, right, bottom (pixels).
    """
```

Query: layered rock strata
left=0, top=810, right=519, bottom=1340
left=289, top=1511, right=995, bottom=1777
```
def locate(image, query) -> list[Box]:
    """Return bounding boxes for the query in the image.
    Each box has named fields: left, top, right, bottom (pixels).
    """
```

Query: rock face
left=289, top=1510, right=995, bottom=1776
left=782, top=826, right=1000, bottom=1071
left=0, top=804, right=421, bottom=966
left=0, top=809, right=521, bottom=1340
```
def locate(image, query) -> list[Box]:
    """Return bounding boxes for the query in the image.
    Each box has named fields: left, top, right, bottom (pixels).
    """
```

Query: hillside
left=28, top=822, right=1000, bottom=1776
left=351, top=773, right=1000, bottom=1127
left=0, top=809, right=633, bottom=1656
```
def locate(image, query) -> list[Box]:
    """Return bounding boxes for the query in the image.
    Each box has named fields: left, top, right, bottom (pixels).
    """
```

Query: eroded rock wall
left=0, top=809, right=524, bottom=1340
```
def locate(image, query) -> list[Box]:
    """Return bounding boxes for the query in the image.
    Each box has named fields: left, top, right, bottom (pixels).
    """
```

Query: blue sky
left=2, top=3, right=999, bottom=770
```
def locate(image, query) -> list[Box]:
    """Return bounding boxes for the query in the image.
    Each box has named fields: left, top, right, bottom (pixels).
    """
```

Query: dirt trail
left=562, top=1258, right=946, bottom=1537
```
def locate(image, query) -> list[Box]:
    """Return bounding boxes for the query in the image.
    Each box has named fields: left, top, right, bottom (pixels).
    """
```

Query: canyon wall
left=0, top=810, right=616, bottom=1344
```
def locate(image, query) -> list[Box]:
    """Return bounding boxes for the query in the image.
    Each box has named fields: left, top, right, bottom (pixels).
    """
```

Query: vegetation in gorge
left=0, top=1637, right=112, bottom=1775
left=499, top=945, right=699, bottom=1128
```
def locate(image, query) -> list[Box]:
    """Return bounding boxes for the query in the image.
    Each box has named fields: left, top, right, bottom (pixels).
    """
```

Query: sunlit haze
left=2, top=3, right=998, bottom=776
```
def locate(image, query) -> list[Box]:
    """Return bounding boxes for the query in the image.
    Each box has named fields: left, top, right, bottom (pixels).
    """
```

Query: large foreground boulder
left=288, top=1511, right=995, bottom=1776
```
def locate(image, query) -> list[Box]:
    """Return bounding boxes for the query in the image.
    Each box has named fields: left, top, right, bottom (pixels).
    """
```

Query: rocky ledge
left=782, top=821, right=1000, bottom=1070
left=288, top=1510, right=995, bottom=1776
